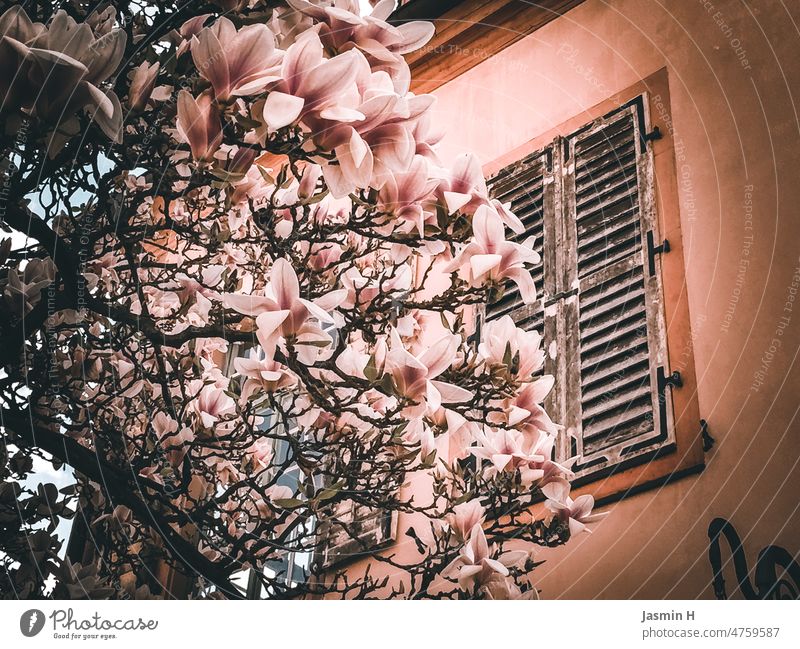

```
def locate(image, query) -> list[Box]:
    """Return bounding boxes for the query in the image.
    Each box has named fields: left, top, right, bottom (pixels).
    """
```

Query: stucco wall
left=427, top=0, right=800, bottom=598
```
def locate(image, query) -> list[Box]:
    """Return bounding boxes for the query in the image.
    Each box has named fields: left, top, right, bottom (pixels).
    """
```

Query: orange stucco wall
left=420, top=0, right=800, bottom=598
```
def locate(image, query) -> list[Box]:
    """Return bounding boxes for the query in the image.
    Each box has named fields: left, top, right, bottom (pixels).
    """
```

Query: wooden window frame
left=484, top=68, right=704, bottom=505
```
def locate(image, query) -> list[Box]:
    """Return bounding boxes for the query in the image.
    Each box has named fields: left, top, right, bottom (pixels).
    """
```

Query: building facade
left=329, top=0, right=800, bottom=600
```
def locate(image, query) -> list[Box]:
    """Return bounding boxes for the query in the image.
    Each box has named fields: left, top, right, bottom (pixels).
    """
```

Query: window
left=222, top=337, right=394, bottom=599
left=485, top=69, right=704, bottom=503
left=247, top=424, right=318, bottom=598
left=315, top=493, right=394, bottom=569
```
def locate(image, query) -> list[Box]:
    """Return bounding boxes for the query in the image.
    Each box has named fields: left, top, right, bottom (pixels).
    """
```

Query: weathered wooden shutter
left=558, top=95, right=674, bottom=479
left=485, top=145, right=558, bottom=334
left=484, top=144, right=561, bottom=428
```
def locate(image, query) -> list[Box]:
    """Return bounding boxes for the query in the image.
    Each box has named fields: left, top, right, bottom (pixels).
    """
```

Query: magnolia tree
left=0, top=0, right=601, bottom=600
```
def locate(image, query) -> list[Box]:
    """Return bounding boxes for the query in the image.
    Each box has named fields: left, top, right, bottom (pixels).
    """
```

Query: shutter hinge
left=700, top=419, right=716, bottom=452
left=655, top=367, right=682, bottom=442
left=644, top=125, right=663, bottom=143
left=658, top=367, right=683, bottom=391
left=646, top=230, right=671, bottom=275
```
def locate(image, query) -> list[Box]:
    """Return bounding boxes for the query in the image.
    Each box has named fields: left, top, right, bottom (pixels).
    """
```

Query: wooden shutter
left=485, top=145, right=558, bottom=334
left=484, top=144, right=561, bottom=430
left=558, top=95, right=675, bottom=479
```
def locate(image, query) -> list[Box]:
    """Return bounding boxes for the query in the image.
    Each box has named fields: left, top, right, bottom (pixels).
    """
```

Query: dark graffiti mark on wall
left=708, top=518, right=800, bottom=600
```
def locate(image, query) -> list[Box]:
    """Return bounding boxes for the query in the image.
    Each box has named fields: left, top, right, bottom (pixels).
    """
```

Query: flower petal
left=263, top=91, right=305, bottom=130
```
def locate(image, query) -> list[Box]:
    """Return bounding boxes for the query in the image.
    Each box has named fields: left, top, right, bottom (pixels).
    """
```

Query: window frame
left=483, top=68, right=704, bottom=505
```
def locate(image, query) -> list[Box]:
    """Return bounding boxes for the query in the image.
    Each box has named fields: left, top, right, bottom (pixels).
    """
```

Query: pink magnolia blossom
left=168, top=15, right=212, bottom=57
left=377, top=155, right=438, bottom=234
left=322, top=127, right=375, bottom=198
left=247, top=437, right=274, bottom=470
left=316, top=74, right=436, bottom=197
left=2, top=258, right=55, bottom=317
left=503, top=378, right=559, bottom=441
left=193, top=383, right=236, bottom=429
left=385, top=329, right=469, bottom=416
left=174, top=267, right=223, bottom=329
left=339, top=264, right=411, bottom=311
left=288, top=0, right=434, bottom=92
left=438, top=153, right=525, bottom=232
left=204, top=454, right=242, bottom=485
left=471, top=426, right=545, bottom=478
left=445, top=205, right=540, bottom=304
left=176, top=90, right=223, bottom=162
left=152, top=412, right=195, bottom=467
left=446, top=499, right=486, bottom=543
left=478, top=315, right=546, bottom=380
left=223, top=258, right=345, bottom=363
left=439, top=153, right=489, bottom=217
left=0, top=7, right=125, bottom=142
left=234, top=350, right=296, bottom=402
left=191, top=17, right=282, bottom=101
left=481, top=576, right=538, bottom=600
left=429, top=407, right=476, bottom=468
left=442, top=524, right=527, bottom=592
left=262, top=29, right=364, bottom=132
left=543, top=479, right=606, bottom=535
left=128, top=61, right=160, bottom=111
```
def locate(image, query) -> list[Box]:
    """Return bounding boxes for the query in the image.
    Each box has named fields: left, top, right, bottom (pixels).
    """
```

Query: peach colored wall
left=423, top=0, right=800, bottom=598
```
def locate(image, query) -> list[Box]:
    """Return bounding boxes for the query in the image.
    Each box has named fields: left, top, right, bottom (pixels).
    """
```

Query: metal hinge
left=647, top=230, right=671, bottom=276
left=700, top=419, right=716, bottom=452
left=658, top=367, right=683, bottom=391
left=644, top=125, right=663, bottom=143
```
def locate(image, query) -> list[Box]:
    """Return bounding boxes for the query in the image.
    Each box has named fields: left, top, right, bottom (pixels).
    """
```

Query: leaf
left=303, top=189, right=329, bottom=205
left=378, top=372, right=396, bottom=396
left=420, top=450, right=438, bottom=468
left=273, top=498, right=304, bottom=509
left=453, top=491, right=476, bottom=505
left=502, top=342, right=513, bottom=368
left=364, top=354, right=379, bottom=382
left=257, top=166, right=276, bottom=185
left=440, top=311, right=450, bottom=330
left=316, top=486, right=341, bottom=502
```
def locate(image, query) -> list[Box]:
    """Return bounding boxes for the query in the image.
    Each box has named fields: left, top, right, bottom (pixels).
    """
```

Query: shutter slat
left=578, top=230, right=642, bottom=278
left=582, top=382, right=651, bottom=423
left=576, top=160, right=637, bottom=206
left=490, top=151, right=546, bottom=189
left=575, top=184, right=638, bottom=226
left=580, top=319, right=648, bottom=361
left=580, top=263, right=643, bottom=306
left=577, top=203, right=639, bottom=239
left=580, top=294, right=647, bottom=347
left=575, top=139, right=636, bottom=185
left=574, top=112, right=635, bottom=159
left=319, top=499, right=392, bottom=568
left=583, top=401, right=652, bottom=450
left=581, top=344, right=650, bottom=393
left=571, top=107, right=643, bottom=282
left=495, top=176, right=544, bottom=206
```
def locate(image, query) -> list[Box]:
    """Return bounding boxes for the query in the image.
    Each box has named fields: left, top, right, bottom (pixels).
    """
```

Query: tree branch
left=2, top=408, right=243, bottom=599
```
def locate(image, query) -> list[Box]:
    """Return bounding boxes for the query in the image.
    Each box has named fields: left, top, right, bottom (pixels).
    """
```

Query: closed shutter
left=559, top=95, right=675, bottom=479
